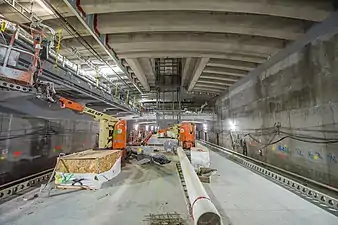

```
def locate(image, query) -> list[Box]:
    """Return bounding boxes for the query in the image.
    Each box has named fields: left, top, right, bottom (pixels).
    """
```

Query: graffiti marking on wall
left=327, top=153, right=337, bottom=163
left=277, top=144, right=289, bottom=153
left=296, top=148, right=304, bottom=157
left=308, top=151, right=323, bottom=160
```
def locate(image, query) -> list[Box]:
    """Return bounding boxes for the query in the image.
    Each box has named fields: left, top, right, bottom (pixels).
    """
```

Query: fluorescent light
left=36, top=0, right=54, bottom=15
left=229, top=121, right=236, bottom=131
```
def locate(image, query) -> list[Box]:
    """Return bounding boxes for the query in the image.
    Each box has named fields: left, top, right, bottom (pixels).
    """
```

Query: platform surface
left=0, top=156, right=190, bottom=225
left=205, top=149, right=338, bottom=225
left=2, top=143, right=338, bottom=225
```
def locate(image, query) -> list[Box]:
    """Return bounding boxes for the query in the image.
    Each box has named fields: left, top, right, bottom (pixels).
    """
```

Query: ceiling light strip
left=62, top=0, right=143, bottom=94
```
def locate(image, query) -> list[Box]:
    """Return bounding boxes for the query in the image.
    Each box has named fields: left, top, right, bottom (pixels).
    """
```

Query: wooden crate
left=55, top=149, right=121, bottom=174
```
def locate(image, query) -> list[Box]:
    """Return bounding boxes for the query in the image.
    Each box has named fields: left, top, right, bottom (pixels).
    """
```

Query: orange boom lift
left=179, top=122, right=196, bottom=150
left=58, top=97, right=127, bottom=158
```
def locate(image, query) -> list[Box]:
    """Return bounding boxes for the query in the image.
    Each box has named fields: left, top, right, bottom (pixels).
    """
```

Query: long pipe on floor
left=177, top=148, right=222, bottom=225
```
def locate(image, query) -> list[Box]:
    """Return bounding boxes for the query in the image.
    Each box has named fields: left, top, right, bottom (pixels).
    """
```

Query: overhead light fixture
left=36, top=0, right=54, bottom=15
left=229, top=120, right=237, bottom=131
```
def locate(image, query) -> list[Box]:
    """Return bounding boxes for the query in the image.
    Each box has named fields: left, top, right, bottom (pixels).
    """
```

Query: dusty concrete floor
left=0, top=155, right=190, bottom=225
left=2, top=143, right=337, bottom=225
left=206, top=150, right=338, bottom=225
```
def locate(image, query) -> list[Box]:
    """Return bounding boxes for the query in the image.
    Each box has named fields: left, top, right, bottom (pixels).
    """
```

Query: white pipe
left=177, top=148, right=222, bottom=225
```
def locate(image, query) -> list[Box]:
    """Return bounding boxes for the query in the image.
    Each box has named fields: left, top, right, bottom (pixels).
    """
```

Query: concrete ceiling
left=0, top=0, right=334, bottom=101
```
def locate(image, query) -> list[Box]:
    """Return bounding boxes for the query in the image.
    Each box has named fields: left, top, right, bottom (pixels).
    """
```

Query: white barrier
left=177, top=148, right=222, bottom=225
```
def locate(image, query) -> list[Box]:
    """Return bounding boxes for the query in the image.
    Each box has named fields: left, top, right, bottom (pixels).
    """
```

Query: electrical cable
left=280, top=125, right=338, bottom=134
left=42, top=0, right=137, bottom=93
left=288, top=136, right=338, bottom=144
left=279, top=130, right=338, bottom=142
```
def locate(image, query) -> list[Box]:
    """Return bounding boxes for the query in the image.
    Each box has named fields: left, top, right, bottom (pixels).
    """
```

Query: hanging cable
left=42, top=0, right=136, bottom=94
left=279, top=130, right=338, bottom=142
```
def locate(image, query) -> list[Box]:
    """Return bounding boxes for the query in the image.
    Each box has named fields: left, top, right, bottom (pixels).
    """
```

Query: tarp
left=191, top=146, right=210, bottom=169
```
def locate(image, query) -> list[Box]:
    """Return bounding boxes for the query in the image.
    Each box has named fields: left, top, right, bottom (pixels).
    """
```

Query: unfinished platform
left=0, top=155, right=190, bottom=225
left=1, top=143, right=338, bottom=225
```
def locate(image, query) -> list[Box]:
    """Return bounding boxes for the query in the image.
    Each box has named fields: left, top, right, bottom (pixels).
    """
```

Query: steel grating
left=143, top=213, right=185, bottom=225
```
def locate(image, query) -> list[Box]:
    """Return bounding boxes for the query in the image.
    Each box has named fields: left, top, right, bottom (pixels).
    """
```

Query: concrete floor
left=206, top=150, right=338, bottom=225
left=0, top=155, right=190, bottom=225
left=2, top=144, right=338, bottom=225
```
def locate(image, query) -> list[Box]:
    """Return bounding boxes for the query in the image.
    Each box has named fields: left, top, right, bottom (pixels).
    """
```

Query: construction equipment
left=58, top=97, right=128, bottom=159
left=158, top=124, right=179, bottom=139
left=179, top=122, right=196, bottom=150
left=0, top=18, right=57, bottom=102
left=130, top=130, right=153, bottom=146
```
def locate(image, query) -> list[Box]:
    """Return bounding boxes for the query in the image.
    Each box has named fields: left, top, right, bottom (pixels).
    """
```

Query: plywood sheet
left=55, top=149, right=121, bottom=174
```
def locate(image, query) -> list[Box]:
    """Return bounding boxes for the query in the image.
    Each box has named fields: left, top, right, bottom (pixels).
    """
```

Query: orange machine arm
left=59, top=97, right=85, bottom=112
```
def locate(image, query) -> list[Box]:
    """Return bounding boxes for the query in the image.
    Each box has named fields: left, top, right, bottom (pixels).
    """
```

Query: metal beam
left=61, top=0, right=143, bottom=94
left=188, top=58, right=209, bottom=91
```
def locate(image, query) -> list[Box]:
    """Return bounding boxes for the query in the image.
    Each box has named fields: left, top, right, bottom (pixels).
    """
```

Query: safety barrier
left=199, top=140, right=338, bottom=212
left=177, top=148, right=222, bottom=225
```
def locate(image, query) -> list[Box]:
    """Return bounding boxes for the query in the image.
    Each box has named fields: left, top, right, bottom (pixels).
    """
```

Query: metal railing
left=0, top=169, right=53, bottom=201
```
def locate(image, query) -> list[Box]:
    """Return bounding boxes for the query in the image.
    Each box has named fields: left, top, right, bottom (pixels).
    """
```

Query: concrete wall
left=0, top=94, right=99, bottom=185
left=215, top=31, right=338, bottom=188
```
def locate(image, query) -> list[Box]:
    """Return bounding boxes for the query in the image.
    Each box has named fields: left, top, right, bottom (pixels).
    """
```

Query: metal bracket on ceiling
left=62, top=0, right=143, bottom=94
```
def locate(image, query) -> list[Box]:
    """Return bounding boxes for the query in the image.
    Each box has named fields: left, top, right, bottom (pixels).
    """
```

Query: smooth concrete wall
left=0, top=94, right=99, bottom=185
left=215, top=31, right=338, bottom=188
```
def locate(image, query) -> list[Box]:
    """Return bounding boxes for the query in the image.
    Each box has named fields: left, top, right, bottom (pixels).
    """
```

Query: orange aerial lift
left=179, top=122, right=196, bottom=150
left=58, top=97, right=128, bottom=158
left=0, top=18, right=57, bottom=102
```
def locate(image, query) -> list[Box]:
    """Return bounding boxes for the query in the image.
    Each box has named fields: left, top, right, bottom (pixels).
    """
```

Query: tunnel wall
left=215, top=31, right=338, bottom=187
left=0, top=95, right=99, bottom=185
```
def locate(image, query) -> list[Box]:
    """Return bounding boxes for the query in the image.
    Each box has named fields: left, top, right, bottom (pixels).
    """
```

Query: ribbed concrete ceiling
left=0, top=0, right=334, bottom=97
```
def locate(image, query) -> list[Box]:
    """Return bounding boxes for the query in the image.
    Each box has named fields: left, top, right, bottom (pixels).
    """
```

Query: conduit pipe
left=177, top=148, right=222, bottom=225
